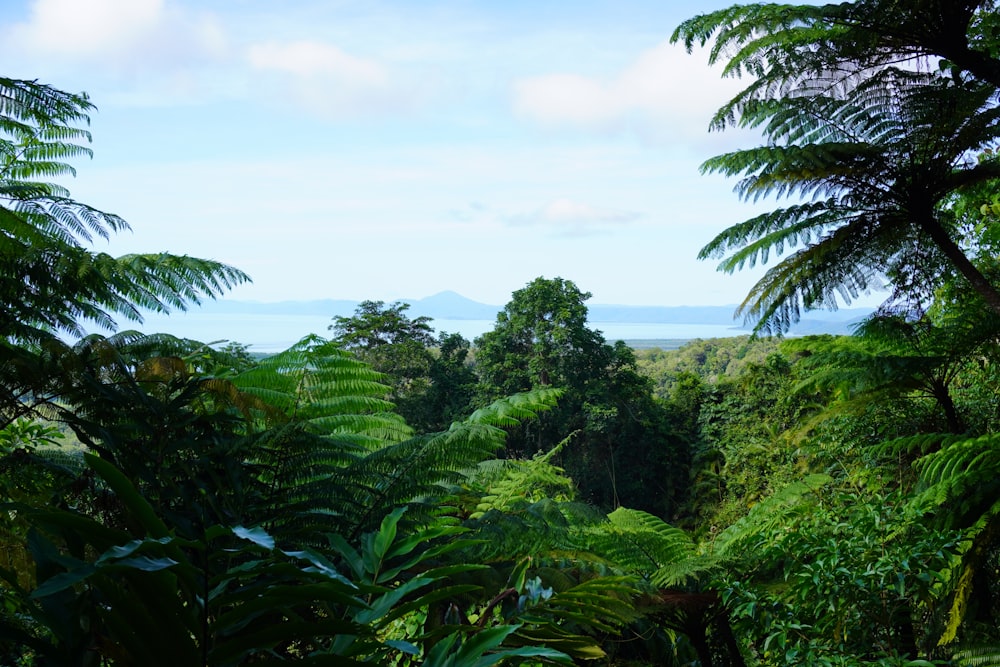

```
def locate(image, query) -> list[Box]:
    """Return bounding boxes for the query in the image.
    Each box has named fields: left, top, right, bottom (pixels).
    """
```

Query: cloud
left=247, top=40, right=387, bottom=86
left=511, top=39, right=745, bottom=145
left=507, top=198, right=641, bottom=237
left=245, top=39, right=424, bottom=118
left=6, top=0, right=227, bottom=69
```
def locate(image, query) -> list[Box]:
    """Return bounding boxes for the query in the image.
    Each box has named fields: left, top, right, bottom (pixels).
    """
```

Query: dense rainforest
left=4, top=1, right=1000, bottom=664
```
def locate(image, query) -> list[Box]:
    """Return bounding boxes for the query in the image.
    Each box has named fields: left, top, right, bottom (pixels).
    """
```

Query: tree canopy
left=475, top=277, right=690, bottom=515
left=7, top=22, right=1000, bottom=664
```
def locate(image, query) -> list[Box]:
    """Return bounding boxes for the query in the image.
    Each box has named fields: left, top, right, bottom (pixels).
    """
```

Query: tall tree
left=475, top=277, right=689, bottom=516
left=475, top=277, right=605, bottom=397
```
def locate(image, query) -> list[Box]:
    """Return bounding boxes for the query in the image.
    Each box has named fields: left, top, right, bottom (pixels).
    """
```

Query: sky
left=0, top=0, right=849, bottom=309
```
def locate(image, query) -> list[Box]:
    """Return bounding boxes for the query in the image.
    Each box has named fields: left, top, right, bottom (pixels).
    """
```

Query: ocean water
left=121, top=313, right=747, bottom=353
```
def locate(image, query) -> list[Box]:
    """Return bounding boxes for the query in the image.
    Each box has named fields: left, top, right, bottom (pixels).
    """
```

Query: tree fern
left=874, top=431, right=1000, bottom=647
left=904, top=433, right=1000, bottom=527
left=581, top=508, right=698, bottom=586
left=785, top=307, right=1000, bottom=435
left=0, top=77, right=249, bottom=345
left=469, top=434, right=577, bottom=519
left=674, top=1, right=1000, bottom=332
left=232, top=337, right=564, bottom=541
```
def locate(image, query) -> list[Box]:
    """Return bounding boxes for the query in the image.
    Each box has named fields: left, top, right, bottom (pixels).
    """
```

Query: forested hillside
left=4, top=1, right=1000, bottom=664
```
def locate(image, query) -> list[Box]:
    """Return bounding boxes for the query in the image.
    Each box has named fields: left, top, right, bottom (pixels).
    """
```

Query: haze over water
left=131, top=313, right=749, bottom=353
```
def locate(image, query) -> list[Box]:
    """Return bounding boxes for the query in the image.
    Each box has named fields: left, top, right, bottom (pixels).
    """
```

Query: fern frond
left=581, top=508, right=699, bottom=587
left=676, top=5, right=1000, bottom=335
left=310, top=389, right=564, bottom=538
left=712, top=473, right=833, bottom=560
left=234, top=336, right=409, bottom=444
left=907, top=433, right=1000, bottom=527
left=940, top=510, right=1000, bottom=646
left=953, top=645, right=1000, bottom=666
left=524, top=575, right=639, bottom=634
left=464, top=388, right=564, bottom=429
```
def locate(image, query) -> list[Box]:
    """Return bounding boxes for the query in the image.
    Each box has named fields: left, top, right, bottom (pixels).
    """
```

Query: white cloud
left=247, top=40, right=387, bottom=86
left=512, top=39, right=744, bottom=144
left=7, top=0, right=227, bottom=68
left=245, top=39, right=424, bottom=117
left=507, top=198, right=641, bottom=237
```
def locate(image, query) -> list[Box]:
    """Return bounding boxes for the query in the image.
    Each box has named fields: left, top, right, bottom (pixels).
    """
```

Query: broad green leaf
left=30, top=565, right=95, bottom=598
left=232, top=524, right=275, bottom=550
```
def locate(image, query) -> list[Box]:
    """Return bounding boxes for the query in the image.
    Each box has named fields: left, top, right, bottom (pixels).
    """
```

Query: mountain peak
left=410, top=291, right=500, bottom=320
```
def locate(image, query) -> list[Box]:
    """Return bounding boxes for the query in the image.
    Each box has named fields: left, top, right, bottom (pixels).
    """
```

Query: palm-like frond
left=340, top=389, right=563, bottom=536
left=515, top=574, right=639, bottom=637
left=784, top=308, right=1000, bottom=434
left=877, top=431, right=1000, bottom=646
left=0, top=78, right=250, bottom=344
left=675, top=0, right=1000, bottom=332
left=470, top=448, right=577, bottom=519
left=907, top=433, right=1000, bottom=527
left=671, top=2, right=996, bottom=129
left=697, top=66, right=1000, bottom=332
left=0, top=77, right=93, bottom=184
left=236, top=339, right=563, bottom=541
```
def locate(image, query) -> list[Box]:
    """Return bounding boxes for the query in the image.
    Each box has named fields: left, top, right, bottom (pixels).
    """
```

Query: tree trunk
left=916, top=214, right=1000, bottom=316
left=930, top=378, right=965, bottom=434
left=715, top=611, right=748, bottom=667
left=892, top=603, right=919, bottom=660
left=689, top=626, right=715, bottom=667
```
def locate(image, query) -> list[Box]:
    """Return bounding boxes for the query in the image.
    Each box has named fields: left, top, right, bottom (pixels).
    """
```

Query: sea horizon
left=122, top=312, right=752, bottom=353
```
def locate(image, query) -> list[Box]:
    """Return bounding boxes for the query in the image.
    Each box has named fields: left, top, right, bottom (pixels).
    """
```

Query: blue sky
left=2, top=0, right=863, bottom=309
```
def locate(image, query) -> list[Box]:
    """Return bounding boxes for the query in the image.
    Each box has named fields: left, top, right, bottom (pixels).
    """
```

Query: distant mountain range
left=191, top=291, right=873, bottom=336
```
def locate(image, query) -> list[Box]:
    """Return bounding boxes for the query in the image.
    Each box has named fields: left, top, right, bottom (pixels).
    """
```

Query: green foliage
left=710, top=473, right=834, bottom=564
left=0, top=330, right=588, bottom=665
left=234, top=334, right=410, bottom=446
left=11, top=67, right=1000, bottom=666
left=475, top=277, right=690, bottom=517
left=5, top=452, right=372, bottom=665
left=330, top=300, right=435, bottom=350
left=327, top=302, right=479, bottom=433
left=690, top=351, right=818, bottom=527
left=475, top=277, right=603, bottom=397
left=636, top=336, right=782, bottom=399
left=784, top=303, right=1000, bottom=436
left=329, top=301, right=443, bottom=428
left=421, top=331, right=479, bottom=432
left=954, top=645, right=1000, bottom=667
left=584, top=508, right=698, bottom=588
left=0, top=419, right=79, bottom=599
left=468, top=441, right=577, bottom=519
left=879, top=432, right=1000, bottom=532
left=877, top=431, right=1000, bottom=648
left=701, top=70, right=1000, bottom=332
left=722, top=490, right=960, bottom=664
